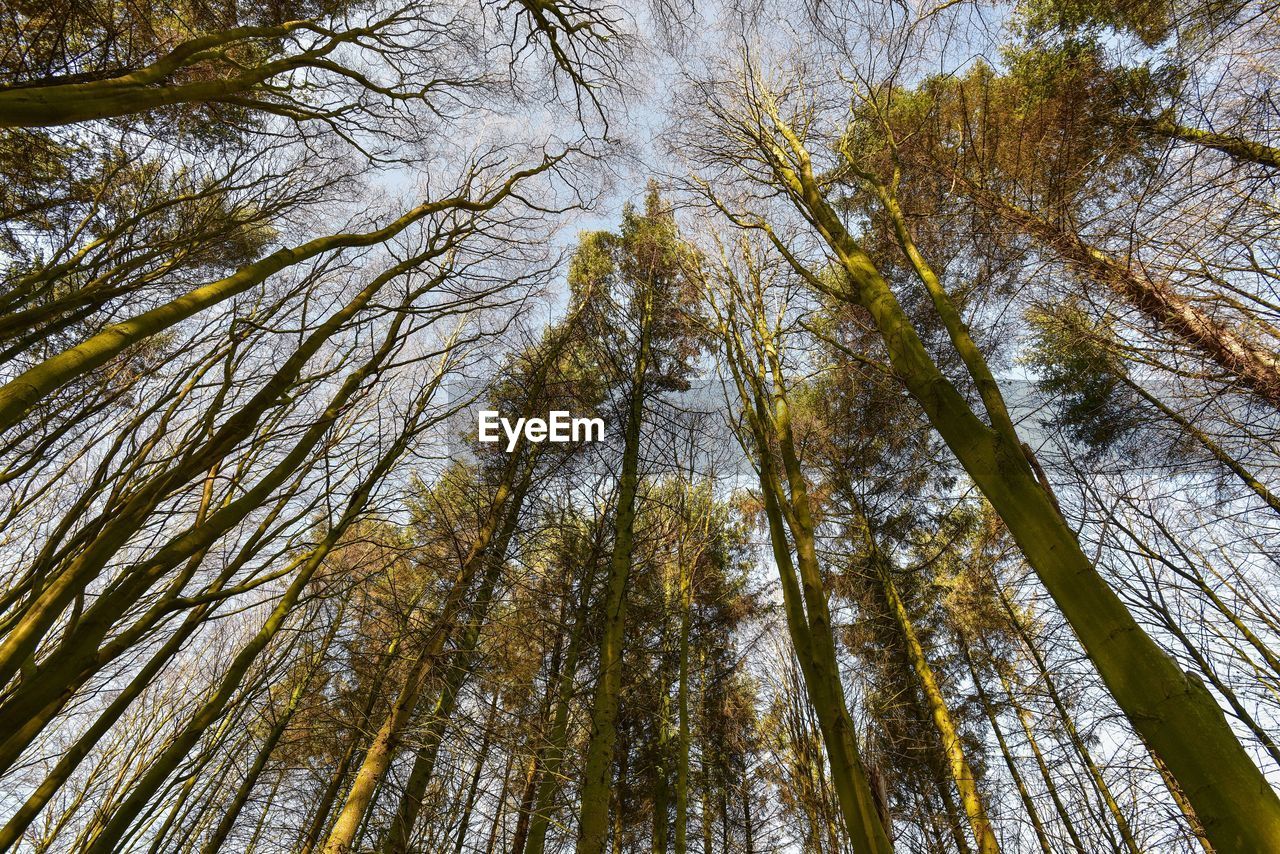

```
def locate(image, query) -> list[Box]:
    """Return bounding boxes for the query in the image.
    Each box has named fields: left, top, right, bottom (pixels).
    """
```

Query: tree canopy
left=1, top=0, right=1278, bottom=851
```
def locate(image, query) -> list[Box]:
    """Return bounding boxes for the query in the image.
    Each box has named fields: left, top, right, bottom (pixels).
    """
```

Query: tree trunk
left=1137, top=115, right=1280, bottom=170
left=717, top=309, right=892, bottom=853
left=1150, top=747, right=1216, bottom=854
left=878, top=565, right=999, bottom=854
left=298, top=637, right=400, bottom=854
left=962, top=178, right=1280, bottom=410
left=993, top=586, right=1142, bottom=854
left=673, top=553, right=693, bottom=854
left=200, top=659, right=312, bottom=853
left=454, top=693, right=501, bottom=854
left=524, top=547, right=596, bottom=854
left=962, top=643, right=1054, bottom=854
left=380, top=486, right=528, bottom=854
left=575, top=288, right=652, bottom=854
left=992, top=664, right=1087, bottom=852
left=509, top=751, right=541, bottom=854
left=322, top=441, right=536, bottom=854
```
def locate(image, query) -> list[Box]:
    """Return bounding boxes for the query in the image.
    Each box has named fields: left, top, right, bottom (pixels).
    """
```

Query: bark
left=298, top=637, right=401, bottom=854
left=0, top=22, right=326, bottom=127
left=523, top=545, right=596, bottom=854
left=962, top=643, right=1054, bottom=854
left=509, top=751, right=541, bottom=854
left=320, top=452, right=530, bottom=854
left=994, top=587, right=1142, bottom=854
left=611, top=735, right=628, bottom=854
left=0, top=159, right=550, bottom=436
left=379, top=488, right=528, bottom=854
left=673, top=554, right=693, bottom=854
left=653, top=720, right=670, bottom=854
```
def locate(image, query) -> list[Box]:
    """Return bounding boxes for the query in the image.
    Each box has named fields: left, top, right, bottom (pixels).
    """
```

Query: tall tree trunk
left=673, top=552, right=694, bottom=854
left=524, top=546, right=597, bottom=854
left=509, top=751, right=541, bottom=854
left=962, top=643, right=1054, bottom=854
left=993, top=586, right=1142, bottom=854
left=654, top=717, right=671, bottom=854
left=755, top=116, right=1280, bottom=849
left=298, top=636, right=401, bottom=854
left=199, top=654, right=314, bottom=852
left=379, top=478, right=530, bottom=854
left=756, top=465, right=892, bottom=854
left=960, top=177, right=1280, bottom=410
left=938, top=784, right=975, bottom=854
left=717, top=308, right=892, bottom=853
left=699, top=765, right=715, bottom=854
left=454, top=693, right=501, bottom=854
left=877, top=564, right=999, bottom=854
left=991, top=663, right=1087, bottom=852
left=322, top=442, right=535, bottom=854
left=575, top=288, right=653, bottom=854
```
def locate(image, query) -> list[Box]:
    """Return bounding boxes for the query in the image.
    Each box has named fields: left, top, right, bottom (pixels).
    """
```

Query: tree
left=569, top=186, right=703, bottom=854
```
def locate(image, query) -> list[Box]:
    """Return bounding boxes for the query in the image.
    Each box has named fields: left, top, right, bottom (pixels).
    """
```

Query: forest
left=0, top=0, right=1278, bottom=851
